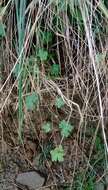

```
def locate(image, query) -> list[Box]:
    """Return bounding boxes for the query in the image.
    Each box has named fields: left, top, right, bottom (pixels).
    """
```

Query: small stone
left=16, top=171, right=45, bottom=190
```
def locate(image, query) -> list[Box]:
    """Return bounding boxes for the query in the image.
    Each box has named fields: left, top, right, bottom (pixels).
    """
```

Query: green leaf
left=42, top=122, right=52, bottom=133
left=59, top=120, right=74, bottom=137
left=50, top=145, right=64, bottom=162
left=55, top=97, right=65, bottom=108
left=25, top=92, right=39, bottom=111
left=42, top=31, right=53, bottom=44
left=50, top=64, right=60, bottom=76
left=37, top=49, right=48, bottom=61
left=0, top=23, right=5, bottom=38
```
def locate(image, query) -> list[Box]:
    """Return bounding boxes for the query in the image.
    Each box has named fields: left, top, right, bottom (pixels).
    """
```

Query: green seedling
left=50, top=64, right=60, bottom=76
left=37, top=48, right=48, bottom=61
left=55, top=97, right=65, bottom=108
left=41, top=31, right=53, bottom=44
left=50, top=145, right=65, bottom=162
left=25, top=91, right=39, bottom=111
left=42, top=122, right=52, bottom=133
left=59, top=120, right=74, bottom=138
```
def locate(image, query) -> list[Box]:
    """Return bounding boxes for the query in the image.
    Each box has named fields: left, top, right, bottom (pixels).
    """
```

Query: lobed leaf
left=42, top=122, right=52, bottom=133
left=50, top=64, right=60, bottom=76
left=37, top=49, right=48, bottom=61
left=41, top=31, right=53, bottom=44
left=25, top=92, right=39, bottom=111
left=59, top=120, right=74, bottom=137
left=55, top=97, right=65, bottom=108
left=50, top=145, right=64, bottom=162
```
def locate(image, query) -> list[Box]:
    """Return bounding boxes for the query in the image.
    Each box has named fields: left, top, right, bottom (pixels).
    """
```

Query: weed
left=25, top=92, right=39, bottom=111
left=50, top=64, right=60, bottom=77
left=37, top=48, right=48, bottom=62
left=40, top=94, right=74, bottom=162
left=59, top=120, right=74, bottom=138
left=40, top=30, right=53, bottom=45
left=55, top=97, right=65, bottom=108
left=40, top=92, right=74, bottom=162
left=50, top=145, right=64, bottom=162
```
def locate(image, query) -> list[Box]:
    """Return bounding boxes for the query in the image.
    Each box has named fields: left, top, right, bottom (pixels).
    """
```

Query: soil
left=0, top=144, right=30, bottom=190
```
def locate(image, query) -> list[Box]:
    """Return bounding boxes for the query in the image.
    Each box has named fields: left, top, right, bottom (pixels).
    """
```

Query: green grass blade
left=14, top=0, right=27, bottom=142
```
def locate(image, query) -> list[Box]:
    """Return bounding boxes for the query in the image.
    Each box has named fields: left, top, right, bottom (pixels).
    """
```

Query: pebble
left=16, top=171, right=45, bottom=190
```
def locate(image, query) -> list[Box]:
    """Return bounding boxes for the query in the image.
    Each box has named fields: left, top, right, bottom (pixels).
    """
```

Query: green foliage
left=42, top=119, right=74, bottom=162
left=50, top=145, right=64, bottom=162
left=85, top=178, right=95, bottom=190
left=25, top=92, right=39, bottom=111
left=37, top=48, right=48, bottom=61
left=42, top=122, right=52, bottom=133
left=50, top=64, right=60, bottom=76
left=0, top=23, right=5, bottom=38
left=55, top=97, right=65, bottom=108
left=41, top=31, right=53, bottom=44
left=59, top=120, right=74, bottom=137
